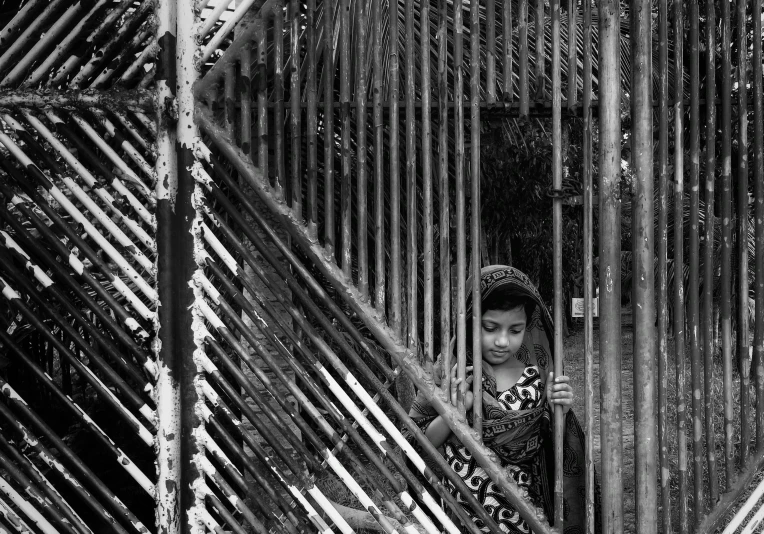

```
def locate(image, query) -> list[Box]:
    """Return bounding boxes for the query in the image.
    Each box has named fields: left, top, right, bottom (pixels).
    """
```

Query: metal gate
left=0, top=0, right=763, bottom=533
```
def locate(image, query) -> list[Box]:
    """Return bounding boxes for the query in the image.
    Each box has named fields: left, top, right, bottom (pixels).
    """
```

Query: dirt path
left=564, top=310, right=636, bottom=532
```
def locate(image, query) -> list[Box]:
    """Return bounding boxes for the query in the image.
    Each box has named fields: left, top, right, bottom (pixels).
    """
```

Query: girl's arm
left=424, top=373, right=475, bottom=448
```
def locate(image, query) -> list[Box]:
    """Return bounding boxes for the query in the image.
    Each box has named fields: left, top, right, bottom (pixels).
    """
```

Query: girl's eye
left=482, top=325, right=496, bottom=332
left=510, top=329, right=524, bottom=335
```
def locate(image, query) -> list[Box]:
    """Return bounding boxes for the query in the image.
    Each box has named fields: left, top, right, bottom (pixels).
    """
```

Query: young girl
left=407, top=266, right=591, bottom=534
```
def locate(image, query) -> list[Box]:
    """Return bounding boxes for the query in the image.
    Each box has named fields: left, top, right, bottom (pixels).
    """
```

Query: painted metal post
left=598, top=0, right=624, bottom=531
left=155, top=0, right=205, bottom=531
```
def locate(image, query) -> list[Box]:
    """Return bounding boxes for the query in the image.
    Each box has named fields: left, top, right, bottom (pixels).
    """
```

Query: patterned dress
left=442, top=366, right=545, bottom=534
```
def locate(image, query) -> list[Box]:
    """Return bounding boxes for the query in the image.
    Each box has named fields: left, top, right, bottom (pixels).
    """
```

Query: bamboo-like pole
left=422, top=0, right=434, bottom=373
left=88, top=29, right=155, bottom=88
left=240, top=42, right=252, bottom=156
left=703, top=0, right=718, bottom=503
left=720, top=0, right=734, bottom=488
left=470, top=0, right=483, bottom=436
left=688, top=0, right=706, bottom=513
left=454, top=0, right=467, bottom=413
left=0, top=492, right=36, bottom=533
left=534, top=0, right=545, bottom=99
left=373, top=0, right=385, bottom=311
left=0, top=0, right=48, bottom=47
left=118, top=38, right=161, bottom=85
left=390, top=0, right=402, bottom=336
left=551, top=0, right=564, bottom=524
left=486, top=0, right=496, bottom=103
left=658, top=0, right=672, bottom=529
left=566, top=0, right=577, bottom=108
left=340, top=0, right=352, bottom=275
left=357, top=0, right=369, bottom=298
left=438, top=0, right=452, bottom=395
left=631, top=0, right=657, bottom=530
left=405, top=0, right=417, bottom=349
left=582, top=0, right=595, bottom=531
left=736, top=0, right=750, bottom=468
left=503, top=0, right=513, bottom=102
left=200, top=0, right=262, bottom=62
left=598, top=0, right=624, bottom=531
left=324, top=0, right=335, bottom=253
left=85, top=111, right=157, bottom=183
left=754, top=0, right=764, bottom=456
left=674, top=0, right=688, bottom=530
left=225, top=63, right=236, bottom=138
left=111, top=110, right=151, bottom=150
left=290, top=0, right=302, bottom=219
left=306, top=0, right=318, bottom=235
left=519, top=0, right=529, bottom=115
left=205, top=492, right=251, bottom=534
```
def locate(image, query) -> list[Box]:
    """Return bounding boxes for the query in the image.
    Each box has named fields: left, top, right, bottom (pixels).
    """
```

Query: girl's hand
left=449, top=364, right=474, bottom=411
left=546, top=371, right=573, bottom=415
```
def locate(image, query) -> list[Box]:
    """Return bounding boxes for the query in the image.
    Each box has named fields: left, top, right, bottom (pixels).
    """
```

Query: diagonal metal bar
left=197, top=105, right=554, bottom=534
left=0, top=333, right=154, bottom=496
left=0, top=197, right=153, bottom=344
left=89, top=29, right=155, bottom=88
left=0, top=433, right=91, bottom=534
left=0, top=166, right=155, bottom=322
left=0, top=475, right=57, bottom=534
left=0, top=0, right=68, bottom=75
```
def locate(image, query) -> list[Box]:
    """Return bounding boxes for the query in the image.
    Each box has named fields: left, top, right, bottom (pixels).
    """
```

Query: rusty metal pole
left=156, top=0, right=204, bottom=530
left=598, top=0, right=624, bottom=531
left=438, top=0, right=451, bottom=395
left=582, top=0, right=595, bottom=530
left=551, top=0, right=564, bottom=525
left=154, top=0, right=181, bottom=530
left=631, top=0, right=657, bottom=530
left=519, top=0, right=529, bottom=115
left=754, top=0, right=764, bottom=455
left=658, top=0, right=672, bottom=529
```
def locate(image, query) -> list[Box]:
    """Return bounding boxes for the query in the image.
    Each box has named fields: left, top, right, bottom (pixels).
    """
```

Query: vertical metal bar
left=519, top=0, right=529, bottom=115
left=486, top=0, right=496, bottom=103
left=240, top=43, right=252, bottom=158
left=566, top=0, right=577, bottom=108
left=551, top=0, right=564, bottom=525
left=598, top=0, right=624, bottom=531
left=454, top=0, right=467, bottom=412
left=502, top=0, right=513, bottom=102
left=470, top=0, right=483, bottom=437
left=225, top=63, right=236, bottom=138
left=290, top=0, right=302, bottom=219
left=405, top=0, right=417, bottom=347
left=438, top=0, right=452, bottom=394
left=373, top=0, right=385, bottom=312
left=356, top=0, right=369, bottom=298
left=753, top=0, right=764, bottom=456
left=688, top=0, right=706, bottom=514
left=340, top=0, right=351, bottom=276
left=582, top=0, right=595, bottom=531
left=421, top=0, right=434, bottom=373
left=674, top=1, right=689, bottom=531
left=658, top=0, right=672, bottom=529
left=736, top=0, right=751, bottom=468
left=703, top=0, right=718, bottom=508
left=720, top=0, right=734, bottom=488
left=257, top=23, right=268, bottom=177
left=534, top=0, right=545, bottom=100
left=307, top=0, right=318, bottom=235
left=632, top=0, right=657, bottom=530
left=390, top=0, right=402, bottom=336
left=154, top=0, right=182, bottom=530
left=274, top=9, right=286, bottom=197
left=323, top=0, right=335, bottom=253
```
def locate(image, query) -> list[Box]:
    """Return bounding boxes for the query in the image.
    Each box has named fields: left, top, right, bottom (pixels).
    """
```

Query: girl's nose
left=495, top=332, right=509, bottom=347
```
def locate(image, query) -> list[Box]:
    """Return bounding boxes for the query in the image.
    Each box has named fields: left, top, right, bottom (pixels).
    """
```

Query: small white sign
left=572, top=297, right=599, bottom=318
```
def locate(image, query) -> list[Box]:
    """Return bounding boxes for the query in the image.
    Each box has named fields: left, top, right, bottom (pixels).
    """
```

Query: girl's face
left=480, top=306, right=527, bottom=366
